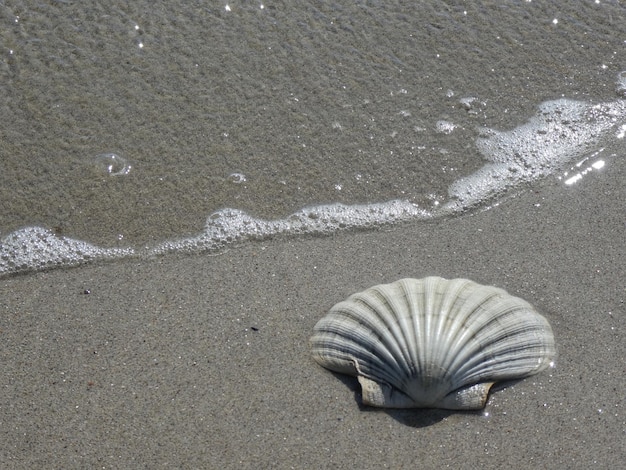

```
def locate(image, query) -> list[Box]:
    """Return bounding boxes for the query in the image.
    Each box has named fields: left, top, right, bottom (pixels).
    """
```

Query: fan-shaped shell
left=310, top=277, right=556, bottom=410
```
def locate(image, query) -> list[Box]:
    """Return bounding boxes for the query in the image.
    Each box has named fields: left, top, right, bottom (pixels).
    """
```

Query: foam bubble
left=93, top=153, right=132, bottom=176
left=149, top=201, right=431, bottom=256
left=0, top=227, right=134, bottom=276
left=616, top=71, right=626, bottom=97
left=435, top=120, right=457, bottom=134
left=227, top=173, right=247, bottom=184
left=445, top=97, right=626, bottom=212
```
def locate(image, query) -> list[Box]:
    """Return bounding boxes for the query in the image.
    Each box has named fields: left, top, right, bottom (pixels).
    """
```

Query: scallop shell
left=310, top=277, right=556, bottom=410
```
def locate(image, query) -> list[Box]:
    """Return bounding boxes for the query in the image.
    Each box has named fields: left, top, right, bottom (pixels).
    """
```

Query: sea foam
left=2, top=75, right=625, bottom=278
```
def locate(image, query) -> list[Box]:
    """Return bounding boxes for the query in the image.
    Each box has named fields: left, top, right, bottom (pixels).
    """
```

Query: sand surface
left=1, top=158, right=624, bottom=469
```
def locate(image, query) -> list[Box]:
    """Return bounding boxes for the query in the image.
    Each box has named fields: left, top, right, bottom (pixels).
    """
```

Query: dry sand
left=1, top=158, right=624, bottom=469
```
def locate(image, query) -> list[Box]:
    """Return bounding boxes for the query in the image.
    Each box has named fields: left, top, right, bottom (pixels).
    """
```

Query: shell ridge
left=311, top=332, right=407, bottom=388
left=395, top=279, right=421, bottom=379
left=376, top=283, right=419, bottom=380
left=432, top=278, right=480, bottom=379
left=422, top=278, right=438, bottom=380
left=438, top=288, right=528, bottom=375
left=445, top=304, right=555, bottom=383
left=421, top=277, right=444, bottom=384
left=311, top=307, right=400, bottom=382
left=454, top=331, right=555, bottom=384
left=317, top=288, right=414, bottom=389
left=417, top=278, right=484, bottom=383
left=405, top=278, right=427, bottom=380
left=356, top=285, right=416, bottom=381
left=312, top=319, right=407, bottom=386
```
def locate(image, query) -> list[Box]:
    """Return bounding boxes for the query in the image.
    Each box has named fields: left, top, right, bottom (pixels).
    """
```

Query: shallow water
left=1, top=1, right=625, bottom=276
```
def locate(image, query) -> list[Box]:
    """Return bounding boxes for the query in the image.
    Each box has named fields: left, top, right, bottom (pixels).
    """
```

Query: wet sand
left=1, top=157, right=624, bottom=469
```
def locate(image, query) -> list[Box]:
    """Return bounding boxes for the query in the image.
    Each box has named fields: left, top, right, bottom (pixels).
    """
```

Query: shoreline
left=1, top=159, right=624, bottom=468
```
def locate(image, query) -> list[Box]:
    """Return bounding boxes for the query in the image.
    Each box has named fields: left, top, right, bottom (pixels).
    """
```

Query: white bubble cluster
left=149, top=201, right=431, bottom=256
left=445, top=97, right=626, bottom=211
left=0, top=227, right=134, bottom=277
left=435, top=120, right=457, bottom=134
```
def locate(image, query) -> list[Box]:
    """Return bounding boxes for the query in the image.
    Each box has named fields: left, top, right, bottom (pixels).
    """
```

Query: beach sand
left=1, top=157, right=624, bottom=469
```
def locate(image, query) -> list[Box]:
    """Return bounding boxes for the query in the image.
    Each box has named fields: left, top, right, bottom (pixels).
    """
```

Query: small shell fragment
left=310, top=277, right=556, bottom=410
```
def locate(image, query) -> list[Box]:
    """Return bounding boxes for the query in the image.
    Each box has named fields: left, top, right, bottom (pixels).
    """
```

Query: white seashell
left=310, top=277, right=556, bottom=410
